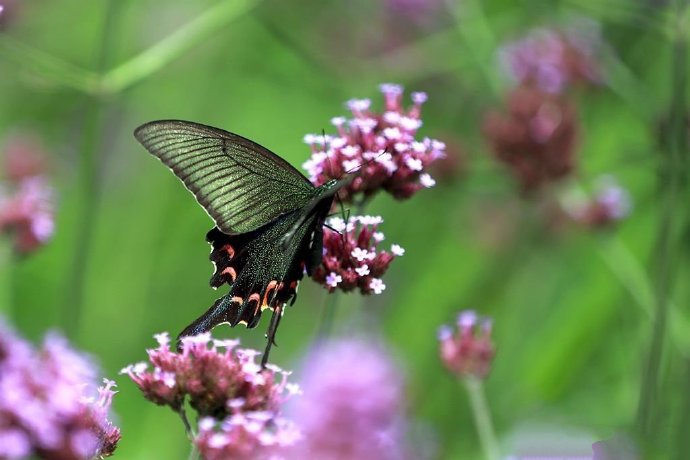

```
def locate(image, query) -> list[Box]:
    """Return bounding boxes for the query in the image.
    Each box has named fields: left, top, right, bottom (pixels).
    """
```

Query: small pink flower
left=0, top=177, right=55, bottom=253
left=312, top=215, right=401, bottom=295
left=438, top=310, right=495, bottom=379
left=303, top=84, right=444, bottom=202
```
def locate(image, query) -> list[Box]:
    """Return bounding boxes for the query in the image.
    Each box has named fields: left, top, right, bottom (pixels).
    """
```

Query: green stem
left=635, top=2, right=688, bottom=442
left=98, top=0, right=258, bottom=94
left=463, top=377, right=500, bottom=460
left=0, top=237, right=13, bottom=319
left=187, top=445, right=201, bottom=460
left=315, top=293, right=340, bottom=342
left=0, top=0, right=259, bottom=96
left=61, top=0, right=121, bottom=337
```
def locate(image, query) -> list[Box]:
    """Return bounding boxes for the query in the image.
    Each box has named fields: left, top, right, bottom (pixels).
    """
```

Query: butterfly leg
left=261, top=303, right=283, bottom=368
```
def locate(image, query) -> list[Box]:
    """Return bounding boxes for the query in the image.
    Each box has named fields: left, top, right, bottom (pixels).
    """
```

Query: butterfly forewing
left=134, top=120, right=317, bottom=234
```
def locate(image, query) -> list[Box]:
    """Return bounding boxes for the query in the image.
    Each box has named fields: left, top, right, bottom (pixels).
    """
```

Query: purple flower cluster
left=286, top=338, right=411, bottom=460
left=312, top=215, right=404, bottom=295
left=121, top=333, right=301, bottom=455
left=0, top=135, right=55, bottom=254
left=563, top=176, right=632, bottom=229
left=0, top=319, right=120, bottom=460
left=482, top=85, right=578, bottom=192
left=438, top=310, right=495, bottom=380
left=302, top=83, right=444, bottom=202
left=195, top=412, right=300, bottom=460
left=500, top=23, right=603, bottom=94
left=121, top=332, right=299, bottom=418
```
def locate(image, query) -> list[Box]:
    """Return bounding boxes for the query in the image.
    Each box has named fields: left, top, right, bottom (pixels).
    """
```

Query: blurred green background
left=1, top=0, right=688, bottom=458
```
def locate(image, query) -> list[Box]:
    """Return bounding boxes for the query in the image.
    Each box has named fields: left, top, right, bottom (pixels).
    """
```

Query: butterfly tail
left=177, top=294, right=241, bottom=344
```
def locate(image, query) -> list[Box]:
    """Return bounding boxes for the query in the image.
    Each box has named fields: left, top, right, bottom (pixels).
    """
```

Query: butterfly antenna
left=342, top=145, right=391, bottom=175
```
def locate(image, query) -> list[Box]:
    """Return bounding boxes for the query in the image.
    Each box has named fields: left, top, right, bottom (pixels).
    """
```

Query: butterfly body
left=134, top=120, right=346, bottom=363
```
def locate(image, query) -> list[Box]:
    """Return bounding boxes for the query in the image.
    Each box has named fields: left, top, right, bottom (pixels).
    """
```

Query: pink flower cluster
left=312, top=215, right=404, bottom=295
left=195, top=412, right=300, bottom=460
left=285, top=338, right=412, bottom=460
left=500, top=23, right=603, bottom=94
left=0, top=135, right=55, bottom=254
left=302, top=83, right=445, bottom=202
left=0, top=319, right=120, bottom=460
left=438, top=310, right=495, bottom=380
left=121, top=333, right=300, bottom=449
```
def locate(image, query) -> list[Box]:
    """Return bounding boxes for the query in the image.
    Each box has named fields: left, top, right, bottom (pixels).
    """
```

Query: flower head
left=0, top=318, right=120, bottom=459
left=0, top=135, right=55, bottom=254
left=195, top=413, right=301, bottom=460
left=285, top=338, right=411, bottom=460
left=438, top=310, right=495, bottom=379
left=121, top=332, right=297, bottom=420
left=302, top=84, right=445, bottom=202
left=312, top=215, right=402, bottom=295
left=499, top=22, right=603, bottom=93
left=482, top=85, right=578, bottom=193
left=562, top=176, right=632, bottom=228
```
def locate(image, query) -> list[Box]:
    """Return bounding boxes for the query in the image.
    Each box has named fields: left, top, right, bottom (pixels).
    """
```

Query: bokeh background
left=1, top=0, right=688, bottom=458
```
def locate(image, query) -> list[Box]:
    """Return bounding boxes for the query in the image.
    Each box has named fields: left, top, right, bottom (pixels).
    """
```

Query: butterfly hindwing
left=134, top=120, right=318, bottom=234
left=179, top=199, right=332, bottom=338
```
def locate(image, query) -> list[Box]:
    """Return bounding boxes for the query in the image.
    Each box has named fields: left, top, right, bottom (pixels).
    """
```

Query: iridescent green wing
left=134, top=120, right=317, bottom=234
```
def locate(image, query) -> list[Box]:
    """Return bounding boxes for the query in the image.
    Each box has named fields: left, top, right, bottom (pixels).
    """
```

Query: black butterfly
left=134, top=120, right=347, bottom=365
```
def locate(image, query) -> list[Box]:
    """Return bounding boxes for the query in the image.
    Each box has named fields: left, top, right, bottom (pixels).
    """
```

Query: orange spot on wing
left=221, top=266, right=237, bottom=281
left=221, top=244, right=235, bottom=258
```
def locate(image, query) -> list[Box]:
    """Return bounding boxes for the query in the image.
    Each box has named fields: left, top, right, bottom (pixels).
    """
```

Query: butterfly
left=134, top=120, right=349, bottom=365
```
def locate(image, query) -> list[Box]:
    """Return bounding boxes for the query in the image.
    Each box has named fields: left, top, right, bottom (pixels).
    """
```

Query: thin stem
left=463, top=377, right=501, bottom=460
left=0, top=237, right=13, bottom=319
left=187, top=444, right=201, bottom=460
left=178, top=406, right=195, bottom=440
left=0, top=0, right=258, bottom=96
left=635, top=2, right=688, bottom=442
left=99, top=0, right=258, bottom=94
left=315, top=293, right=340, bottom=342
left=61, top=0, right=121, bottom=337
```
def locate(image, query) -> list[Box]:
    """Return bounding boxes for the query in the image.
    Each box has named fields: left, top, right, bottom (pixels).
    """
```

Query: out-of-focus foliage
left=0, top=0, right=688, bottom=458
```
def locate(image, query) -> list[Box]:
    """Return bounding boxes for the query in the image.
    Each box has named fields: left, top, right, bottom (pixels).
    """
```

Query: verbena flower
left=195, top=413, right=301, bottom=460
left=121, top=332, right=298, bottom=420
left=562, top=176, right=632, bottom=228
left=312, top=215, right=403, bottom=295
left=0, top=135, right=55, bottom=254
left=285, top=338, right=411, bottom=460
left=302, top=83, right=445, bottom=202
left=0, top=318, right=120, bottom=460
left=438, top=310, right=495, bottom=379
left=499, top=22, right=603, bottom=93
left=482, top=85, right=578, bottom=193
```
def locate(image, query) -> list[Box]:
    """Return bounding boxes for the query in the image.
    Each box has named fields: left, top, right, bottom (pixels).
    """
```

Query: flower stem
left=99, top=0, right=258, bottom=94
left=0, top=237, right=13, bottom=319
left=61, top=0, right=122, bottom=337
left=315, top=292, right=340, bottom=342
left=187, top=444, right=201, bottom=460
left=463, top=377, right=500, bottom=460
left=178, top=406, right=195, bottom=440
left=635, top=2, right=688, bottom=443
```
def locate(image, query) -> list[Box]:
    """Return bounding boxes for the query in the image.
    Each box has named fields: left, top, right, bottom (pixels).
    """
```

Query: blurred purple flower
left=303, top=83, right=445, bottom=202
left=562, top=176, right=632, bottom=229
left=0, top=318, right=120, bottom=459
left=121, top=332, right=299, bottom=420
left=312, top=215, right=402, bottom=295
left=285, top=338, right=412, bottom=460
left=482, top=85, right=579, bottom=193
left=499, top=22, right=603, bottom=93
left=0, top=135, right=55, bottom=254
left=438, top=310, right=495, bottom=379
